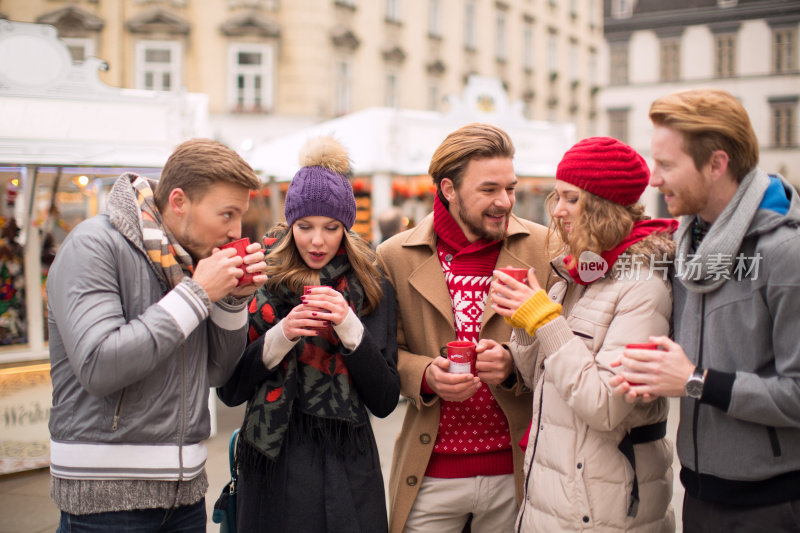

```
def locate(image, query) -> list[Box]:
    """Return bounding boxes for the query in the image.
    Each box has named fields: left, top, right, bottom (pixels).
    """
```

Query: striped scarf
left=131, top=175, right=194, bottom=288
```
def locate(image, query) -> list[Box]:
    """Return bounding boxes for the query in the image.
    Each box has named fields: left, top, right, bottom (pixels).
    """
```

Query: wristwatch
left=685, top=367, right=706, bottom=399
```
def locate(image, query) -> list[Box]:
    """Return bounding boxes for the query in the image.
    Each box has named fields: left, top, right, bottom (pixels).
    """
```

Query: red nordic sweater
left=422, top=198, right=513, bottom=478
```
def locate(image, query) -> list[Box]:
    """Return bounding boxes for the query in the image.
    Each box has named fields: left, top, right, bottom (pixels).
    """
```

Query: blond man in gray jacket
left=48, top=139, right=266, bottom=531
left=615, top=89, right=800, bottom=532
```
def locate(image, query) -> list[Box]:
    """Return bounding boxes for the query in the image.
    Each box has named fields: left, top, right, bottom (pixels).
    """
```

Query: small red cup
left=623, top=343, right=660, bottom=386
left=446, top=341, right=477, bottom=375
left=303, top=285, right=331, bottom=330
left=497, top=267, right=529, bottom=284
left=221, top=237, right=255, bottom=286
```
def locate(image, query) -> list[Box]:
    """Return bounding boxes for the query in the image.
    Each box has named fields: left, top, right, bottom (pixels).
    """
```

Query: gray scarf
left=674, top=167, right=770, bottom=293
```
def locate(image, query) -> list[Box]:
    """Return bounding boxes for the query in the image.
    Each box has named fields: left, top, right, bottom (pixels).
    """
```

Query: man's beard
left=456, top=200, right=508, bottom=242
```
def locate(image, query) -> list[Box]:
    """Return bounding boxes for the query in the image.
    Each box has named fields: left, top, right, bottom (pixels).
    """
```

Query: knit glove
left=506, top=289, right=562, bottom=336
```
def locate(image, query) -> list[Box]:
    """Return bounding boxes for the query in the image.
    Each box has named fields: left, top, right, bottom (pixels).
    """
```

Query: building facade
left=599, top=0, right=800, bottom=213
left=1, top=0, right=605, bottom=149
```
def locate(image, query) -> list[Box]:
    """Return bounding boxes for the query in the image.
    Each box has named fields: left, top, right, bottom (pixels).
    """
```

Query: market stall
left=0, top=20, right=209, bottom=474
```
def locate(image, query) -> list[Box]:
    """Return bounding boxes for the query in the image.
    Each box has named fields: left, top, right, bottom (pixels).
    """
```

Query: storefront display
left=0, top=20, right=210, bottom=474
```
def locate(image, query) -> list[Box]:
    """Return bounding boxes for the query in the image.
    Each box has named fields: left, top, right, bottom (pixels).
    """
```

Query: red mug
left=497, top=267, right=528, bottom=284
left=221, top=237, right=255, bottom=286
left=303, top=285, right=331, bottom=330
left=623, top=343, right=660, bottom=386
left=446, top=341, right=477, bottom=375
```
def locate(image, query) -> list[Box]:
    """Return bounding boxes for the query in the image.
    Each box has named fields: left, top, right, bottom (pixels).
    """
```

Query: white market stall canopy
left=0, top=20, right=209, bottom=168
left=247, top=76, right=576, bottom=181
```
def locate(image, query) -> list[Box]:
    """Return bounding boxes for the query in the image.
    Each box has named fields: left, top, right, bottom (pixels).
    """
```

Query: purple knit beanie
left=556, top=136, right=650, bottom=206
left=284, top=137, right=356, bottom=229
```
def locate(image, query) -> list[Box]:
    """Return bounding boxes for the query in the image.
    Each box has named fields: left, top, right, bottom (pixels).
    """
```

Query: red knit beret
left=555, top=136, right=650, bottom=206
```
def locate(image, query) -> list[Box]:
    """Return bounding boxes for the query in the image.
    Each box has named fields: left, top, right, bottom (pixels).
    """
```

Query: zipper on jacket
left=517, top=373, right=546, bottom=533
left=691, top=295, right=706, bottom=493
left=170, top=344, right=187, bottom=510
left=111, top=388, right=126, bottom=430
left=550, top=261, right=569, bottom=283
left=767, top=426, right=782, bottom=457
left=179, top=343, right=186, bottom=478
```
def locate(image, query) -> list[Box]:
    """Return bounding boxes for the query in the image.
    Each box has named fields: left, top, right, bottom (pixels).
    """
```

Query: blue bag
left=212, top=428, right=239, bottom=533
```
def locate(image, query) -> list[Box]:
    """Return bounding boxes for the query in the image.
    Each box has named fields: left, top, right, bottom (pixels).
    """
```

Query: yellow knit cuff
left=506, top=290, right=562, bottom=336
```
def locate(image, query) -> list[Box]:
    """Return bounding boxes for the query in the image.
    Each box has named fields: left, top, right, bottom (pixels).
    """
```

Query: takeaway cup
left=221, top=237, right=255, bottom=286
left=446, top=341, right=477, bottom=375
left=303, top=285, right=331, bottom=330
left=495, top=267, right=529, bottom=310
left=497, top=266, right=529, bottom=284
left=623, top=343, right=660, bottom=386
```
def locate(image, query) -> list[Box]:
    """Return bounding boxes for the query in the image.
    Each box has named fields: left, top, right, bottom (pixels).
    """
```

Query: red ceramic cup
left=303, top=285, right=331, bottom=330
left=623, top=343, right=660, bottom=386
left=625, top=342, right=660, bottom=351
left=497, top=267, right=528, bottom=284
left=446, top=341, right=477, bottom=375
left=221, top=237, right=255, bottom=286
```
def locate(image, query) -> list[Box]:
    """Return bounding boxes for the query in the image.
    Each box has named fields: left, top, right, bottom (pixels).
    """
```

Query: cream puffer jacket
left=509, top=234, right=675, bottom=532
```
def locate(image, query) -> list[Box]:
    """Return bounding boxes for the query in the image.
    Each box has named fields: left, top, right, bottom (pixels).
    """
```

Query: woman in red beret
left=490, top=137, right=678, bottom=532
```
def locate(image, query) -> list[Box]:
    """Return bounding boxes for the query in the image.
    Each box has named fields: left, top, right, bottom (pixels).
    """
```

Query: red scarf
left=564, top=219, right=678, bottom=286
left=425, top=195, right=513, bottom=478
left=432, top=195, right=503, bottom=272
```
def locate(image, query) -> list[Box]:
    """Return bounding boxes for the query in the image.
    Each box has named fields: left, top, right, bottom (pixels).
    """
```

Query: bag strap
left=618, top=419, right=667, bottom=518
left=229, top=428, right=240, bottom=483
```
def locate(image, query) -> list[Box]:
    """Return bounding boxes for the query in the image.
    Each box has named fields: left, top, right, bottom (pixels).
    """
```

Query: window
left=659, top=37, right=680, bottom=82
left=496, top=10, right=507, bottom=62
left=611, top=0, right=633, bottom=19
left=229, top=0, right=279, bottom=8
left=608, top=108, right=629, bottom=144
left=385, top=72, right=399, bottom=108
left=465, top=1, right=476, bottom=50
left=609, top=41, right=628, bottom=84
left=523, top=20, right=534, bottom=72
left=61, top=37, right=95, bottom=64
left=547, top=31, right=558, bottom=76
left=428, top=0, right=442, bottom=37
left=569, top=40, right=579, bottom=83
left=428, top=84, right=440, bottom=111
left=228, top=44, right=274, bottom=113
left=334, top=58, right=353, bottom=115
left=714, top=32, right=736, bottom=78
left=386, top=0, right=402, bottom=23
left=770, top=98, right=797, bottom=148
left=589, top=48, right=598, bottom=89
left=588, top=0, right=597, bottom=27
left=135, top=40, right=181, bottom=92
left=773, top=27, right=797, bottom=74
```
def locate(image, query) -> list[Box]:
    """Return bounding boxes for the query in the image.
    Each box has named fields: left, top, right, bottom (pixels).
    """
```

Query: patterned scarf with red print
left=241, top=228, right=368, bottom=463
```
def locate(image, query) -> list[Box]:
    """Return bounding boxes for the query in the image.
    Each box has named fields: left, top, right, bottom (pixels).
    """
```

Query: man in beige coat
left=376, top=123, right=550, bottom=533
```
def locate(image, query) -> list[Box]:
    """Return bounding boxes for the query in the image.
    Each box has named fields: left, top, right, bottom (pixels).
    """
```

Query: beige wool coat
left=510, top=234, right=676, bottom=532
left=376, top=211, right=551, bottom=533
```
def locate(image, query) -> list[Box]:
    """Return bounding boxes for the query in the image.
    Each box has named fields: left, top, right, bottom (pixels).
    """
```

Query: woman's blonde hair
left=545, top=188, right=647, bottom=260
left=263, top=223, right=384, bottom=314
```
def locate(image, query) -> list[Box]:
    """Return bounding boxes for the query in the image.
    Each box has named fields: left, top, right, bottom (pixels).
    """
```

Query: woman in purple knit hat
left=490, top=137, right=678, bottom=532
left=218, top=136, right=400, bottom=532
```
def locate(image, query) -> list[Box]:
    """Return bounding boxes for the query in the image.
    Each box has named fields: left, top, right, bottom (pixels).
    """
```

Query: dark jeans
left=56, top=499, right=206, bottom=533
left=683, top=492, right=800, bottom=532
